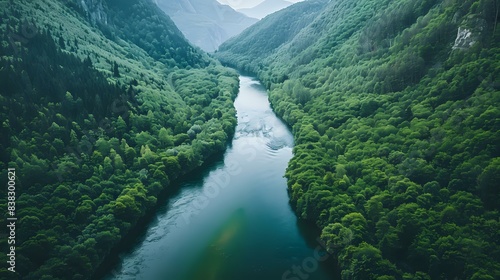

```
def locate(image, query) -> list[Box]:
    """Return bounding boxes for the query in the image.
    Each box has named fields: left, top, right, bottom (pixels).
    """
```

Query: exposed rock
left=452, top=14, right=488, bottom=51
left=452, top=27, right=476, bottom=50
left=79, top=0, right=107, bottom=25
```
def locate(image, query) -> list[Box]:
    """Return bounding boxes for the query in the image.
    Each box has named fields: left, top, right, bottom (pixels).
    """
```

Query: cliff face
left=453, top=27, right=476, bottom=49
left=452, top=14, right=488, bottom=50
left=78, top=0, right=108, bottom=25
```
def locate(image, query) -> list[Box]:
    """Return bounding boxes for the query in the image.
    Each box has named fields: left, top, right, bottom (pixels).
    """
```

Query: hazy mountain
left=217, top=0, right=327, bottom=68
left=0, top=0, right=239, bottom=278
left=237, top=0, right=293, bottom=19
left=154, top=0, right=258, bottom=52
left=217, top=0, right=500, bottom=278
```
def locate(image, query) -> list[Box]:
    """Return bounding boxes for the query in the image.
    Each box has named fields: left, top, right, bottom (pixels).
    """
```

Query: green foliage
left=112, top=61, right=120, bottom=78
left=217, top=0, right=500, bottom=278
left=106, top=0, right=206, bottom=68
left=0, top=0, right=239, bottom=278
left=477, top=158, right=500, bottom=209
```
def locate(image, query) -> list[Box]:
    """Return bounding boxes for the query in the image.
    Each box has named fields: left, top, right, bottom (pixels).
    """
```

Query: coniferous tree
left=113, top=61, right=120, bottom=77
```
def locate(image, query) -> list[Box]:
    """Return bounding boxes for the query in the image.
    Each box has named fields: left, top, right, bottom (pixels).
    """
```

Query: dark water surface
left=103, top=76, right=336, bottom=280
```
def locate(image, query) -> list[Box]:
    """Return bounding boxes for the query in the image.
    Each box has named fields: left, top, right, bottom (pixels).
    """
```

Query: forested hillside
left=216, top=0, right=326, bottom=69
left=0, top=0, right=239, bottom=279
left=217, top=0, right=500, bottom=278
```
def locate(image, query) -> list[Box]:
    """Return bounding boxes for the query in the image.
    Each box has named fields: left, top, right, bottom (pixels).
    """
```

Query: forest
left=1, top=0, right=500, bottom=279
left=216, top=0, right=500, bottom=279
left=0, top=0, right=239, bottom=279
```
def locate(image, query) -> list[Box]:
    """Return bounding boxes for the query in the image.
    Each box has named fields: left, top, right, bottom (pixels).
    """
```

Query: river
left=102, top=76, right=336, bottom=280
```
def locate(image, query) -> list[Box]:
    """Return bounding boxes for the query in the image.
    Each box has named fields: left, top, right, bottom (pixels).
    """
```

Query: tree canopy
left=216, top=0, right=500, bottom=278
left=0, top=0, right=239, bottom=279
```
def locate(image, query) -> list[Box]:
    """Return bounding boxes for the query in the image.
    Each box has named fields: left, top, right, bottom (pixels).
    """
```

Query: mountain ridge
left=155, top=0, right=258, bottom=52
left=238, top=0, right=293, bottom=19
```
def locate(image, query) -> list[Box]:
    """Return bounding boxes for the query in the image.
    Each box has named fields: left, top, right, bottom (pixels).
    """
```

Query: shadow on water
left=296, top=219, right=342, bottom=279
left=95, top=74, right=339, bottom=280
left=93, top=151, right=226, bottom=279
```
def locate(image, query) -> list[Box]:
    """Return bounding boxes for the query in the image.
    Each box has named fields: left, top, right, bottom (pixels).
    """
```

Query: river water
left=102, top=76, right=336, bottom=280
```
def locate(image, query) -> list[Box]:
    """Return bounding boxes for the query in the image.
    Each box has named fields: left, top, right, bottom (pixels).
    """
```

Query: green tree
left=113, top=61, right=120, bottom=77
left=477, top=158, right=500, bottom=209
left=158, top=127, right=173, bottom=147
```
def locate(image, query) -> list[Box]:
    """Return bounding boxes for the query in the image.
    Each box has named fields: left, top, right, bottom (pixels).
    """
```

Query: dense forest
left=0, top=0, right=239, bottom=279
left=217, top=0, right=500, bottom=279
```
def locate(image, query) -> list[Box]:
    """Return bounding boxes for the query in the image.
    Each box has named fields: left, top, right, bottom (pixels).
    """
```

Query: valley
left=1, top=0, right=499, bottom=279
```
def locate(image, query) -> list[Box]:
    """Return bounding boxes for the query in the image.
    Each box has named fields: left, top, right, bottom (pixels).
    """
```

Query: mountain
left=0, top=0, right=239, bottom=279
left=217, top=0, right=500, bottom=278
left=238, top=0, right=293, bottom=19
left=218, top=0, right=327, bottom=67
left=154, top=0, right=258, bottom=52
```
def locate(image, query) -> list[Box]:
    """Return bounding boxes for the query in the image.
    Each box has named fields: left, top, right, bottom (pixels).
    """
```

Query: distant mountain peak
left=155, top=0, right=258, bottom=52
left=238, top=0, right=293, bottom=19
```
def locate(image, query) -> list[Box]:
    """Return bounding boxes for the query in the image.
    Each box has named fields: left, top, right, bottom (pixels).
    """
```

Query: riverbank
left=92, top=151, right=227, bottom=279
left=100, top=75, right=337, bottom=280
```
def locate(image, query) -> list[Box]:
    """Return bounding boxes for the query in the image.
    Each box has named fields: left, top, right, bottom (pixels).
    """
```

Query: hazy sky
left=217, top=0, right=304, bottom=9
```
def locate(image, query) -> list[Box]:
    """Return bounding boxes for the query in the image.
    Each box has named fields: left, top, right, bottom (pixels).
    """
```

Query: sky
left=217, top=0, right=304, bottom=10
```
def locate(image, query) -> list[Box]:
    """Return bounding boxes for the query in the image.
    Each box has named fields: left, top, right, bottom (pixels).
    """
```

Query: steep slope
left=238, top=0, right=293, bottom=19
left=0, top=0, right=239, bottom=279
left=217, top=0, right=500, bottom=278
left=154, top=0, right=258, bottom=52
left=217, top=0, right=328, bottom=71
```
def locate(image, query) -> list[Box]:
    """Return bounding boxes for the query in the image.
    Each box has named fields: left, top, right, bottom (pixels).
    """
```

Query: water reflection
left=103, top=76, right=335, bottom=280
